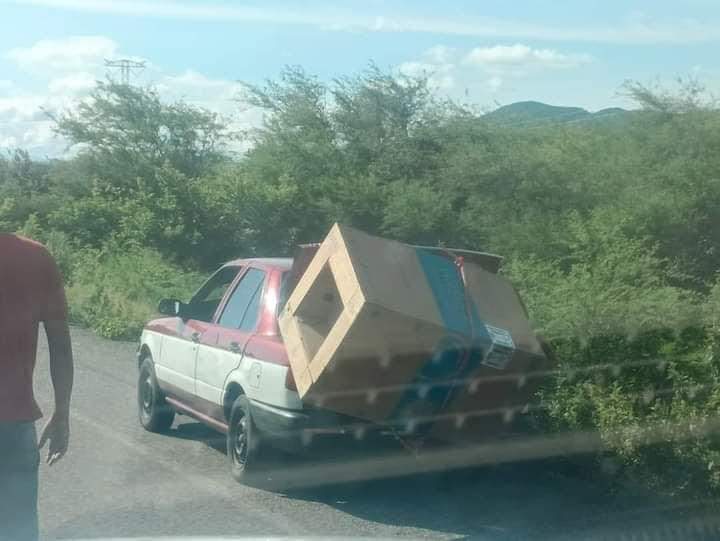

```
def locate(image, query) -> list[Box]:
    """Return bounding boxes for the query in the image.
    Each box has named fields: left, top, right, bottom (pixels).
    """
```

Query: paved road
left=32, top=327, right=718, bottom=540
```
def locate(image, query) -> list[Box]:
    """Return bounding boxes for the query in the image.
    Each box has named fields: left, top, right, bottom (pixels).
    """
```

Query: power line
left=104, top=58, right=146, bottom=85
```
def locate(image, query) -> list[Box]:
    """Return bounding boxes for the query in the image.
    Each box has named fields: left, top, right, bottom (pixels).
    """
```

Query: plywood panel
left=278, top=223, right=551, bottom=441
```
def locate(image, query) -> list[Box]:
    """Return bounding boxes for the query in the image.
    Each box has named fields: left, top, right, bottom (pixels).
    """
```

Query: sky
left=1, top=0, right=719, bottom=158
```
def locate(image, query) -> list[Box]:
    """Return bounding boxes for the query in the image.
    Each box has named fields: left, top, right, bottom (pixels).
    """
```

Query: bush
left=506, top=213, right=720, bottom=495
left=66, top=246, right=202, bottom=340
left=15, top=217, right=199, bottom=340
left=18, top=215, right=87, bottom=281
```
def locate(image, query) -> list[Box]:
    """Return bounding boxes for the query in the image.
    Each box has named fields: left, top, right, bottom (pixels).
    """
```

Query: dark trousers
left=0, top=422, right=39, bottom=541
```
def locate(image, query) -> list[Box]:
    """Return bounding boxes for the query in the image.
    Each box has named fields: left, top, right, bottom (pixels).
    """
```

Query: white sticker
left=482, top=325, right=515, bottom=370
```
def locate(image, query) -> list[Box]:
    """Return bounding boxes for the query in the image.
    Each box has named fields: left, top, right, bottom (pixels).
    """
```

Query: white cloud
left=2, top=36, right=122, bottom=157
left=48, top=72, right=98, bottom=95
left=156, top=70, right=264, bottom=155
left=157, top=69, right=239, bottom=102
left=16, top=121, right=57, bottom=149
left=487, top=76, right=503, bottom=93
left=0, top=134, right=17, bottom=148
left=464, top=44, right=591, bottom=70
left=7, top=0, right=720, bottom=44
left=396, top=43, right=592, bottom=108
left=422, top=45, right=456, bottom=64
left=6, top=35, right=118, bottom=73
left=0, top=95, right=48, bottom=122
left=398, top=58, right=455, bottom=91
left=434, top=74, right=455, bottom=91
left=397, top=61, right=436, bottom=79
left=0, top=95, right=66, bottom=156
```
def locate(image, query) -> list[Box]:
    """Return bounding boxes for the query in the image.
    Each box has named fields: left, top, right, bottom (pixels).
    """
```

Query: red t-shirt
left=0, top=234, right=68, bottom=422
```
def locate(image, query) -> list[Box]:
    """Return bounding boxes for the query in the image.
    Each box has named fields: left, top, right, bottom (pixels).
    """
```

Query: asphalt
left=31, top=327, right=720, bottom=540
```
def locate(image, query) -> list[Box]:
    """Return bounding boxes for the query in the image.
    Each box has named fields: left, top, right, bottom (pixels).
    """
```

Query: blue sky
left=1, top=0, right=719, bottom=157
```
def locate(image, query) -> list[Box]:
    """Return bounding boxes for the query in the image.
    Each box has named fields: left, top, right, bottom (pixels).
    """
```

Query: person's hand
left=39, top=412, right=70, bottom=466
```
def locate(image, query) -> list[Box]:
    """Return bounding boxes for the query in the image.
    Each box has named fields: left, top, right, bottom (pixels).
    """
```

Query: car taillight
left=285, top=368, right=298, bottom=391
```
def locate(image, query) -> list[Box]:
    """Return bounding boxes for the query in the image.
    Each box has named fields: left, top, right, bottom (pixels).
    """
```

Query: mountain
left=483, top=101, right=630, bottom=126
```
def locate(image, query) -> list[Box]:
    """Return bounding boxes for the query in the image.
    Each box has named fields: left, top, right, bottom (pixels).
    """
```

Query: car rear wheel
left=227, top=395, right=261, bottom=483
left=138, top=357, right=175, bottom=432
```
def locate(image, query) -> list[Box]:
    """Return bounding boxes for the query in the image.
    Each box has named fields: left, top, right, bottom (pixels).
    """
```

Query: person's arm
left=39, top=320, right=74, bottom=465
left=37, top=251, right=74, bottom=465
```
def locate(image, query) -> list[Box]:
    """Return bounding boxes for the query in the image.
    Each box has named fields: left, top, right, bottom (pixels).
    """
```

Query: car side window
left=188, top=265, right=241, bottom=322
left=217, top=268, right=266, bottom=331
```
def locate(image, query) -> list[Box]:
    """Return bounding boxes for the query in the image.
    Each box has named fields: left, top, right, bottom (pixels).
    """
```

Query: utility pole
left=104, top=59, right=146, bottom=85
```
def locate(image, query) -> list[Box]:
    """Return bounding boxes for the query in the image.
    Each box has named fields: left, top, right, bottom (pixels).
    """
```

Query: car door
left=195, top=267, right=267, bottom=414
left=156, top=265, right=241, bottom=399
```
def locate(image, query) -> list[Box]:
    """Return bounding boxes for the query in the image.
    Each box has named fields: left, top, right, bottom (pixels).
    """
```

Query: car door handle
left=191, top=332, right=201, bottom=343
left=229, top=341, right=241, bottom=353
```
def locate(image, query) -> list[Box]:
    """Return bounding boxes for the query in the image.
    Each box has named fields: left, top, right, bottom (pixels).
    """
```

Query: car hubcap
left=233, top=414, right=248, bottom=467
left=141, top=372, right=153, bottom=413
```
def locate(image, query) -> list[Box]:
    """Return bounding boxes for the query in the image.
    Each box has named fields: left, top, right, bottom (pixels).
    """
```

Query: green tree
left=46, top=82, right=228, bottom=261
left=0, top=149, right=51, bottom=196
left=52, top=80, right=226, bottom=190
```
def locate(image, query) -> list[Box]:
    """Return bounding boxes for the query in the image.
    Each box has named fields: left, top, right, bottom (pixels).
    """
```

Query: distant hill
left=483, top=101, right=630, bottom=127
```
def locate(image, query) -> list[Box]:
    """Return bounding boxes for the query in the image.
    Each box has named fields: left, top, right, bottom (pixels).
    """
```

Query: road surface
left=32, top=327, right=718, bottom=540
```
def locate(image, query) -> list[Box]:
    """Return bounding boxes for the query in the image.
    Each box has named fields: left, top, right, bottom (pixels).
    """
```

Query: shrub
left=66, top=246, right=202, bottom=340
left=506, top=211, right=720, bottom=495
left=15, top=215, right=203, bottom=340
left=17, top=215, right=87, bottom=281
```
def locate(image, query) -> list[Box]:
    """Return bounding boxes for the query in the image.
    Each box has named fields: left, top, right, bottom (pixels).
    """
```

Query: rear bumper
left=249, top=400, right=405, bottom=454
left=249, top=399, right=357, bottom=439
left=249, top=400, right=410, bottom=459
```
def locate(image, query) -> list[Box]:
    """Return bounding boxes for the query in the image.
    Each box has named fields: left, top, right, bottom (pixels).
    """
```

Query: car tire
left=138, top=356, right=175, bottom=432
left=227, top=395, right=261, bottom=483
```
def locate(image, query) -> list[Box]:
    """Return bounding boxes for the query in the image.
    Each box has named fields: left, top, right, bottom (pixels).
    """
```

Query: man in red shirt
left=0, top=233, right=74, bottom=541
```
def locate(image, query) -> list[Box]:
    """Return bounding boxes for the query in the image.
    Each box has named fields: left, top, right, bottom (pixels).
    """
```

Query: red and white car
left=136, top=257, right=355, bottom=482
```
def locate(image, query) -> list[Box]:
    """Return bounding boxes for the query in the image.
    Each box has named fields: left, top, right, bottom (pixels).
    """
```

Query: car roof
left=224, top=257, right=293, bottom=271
